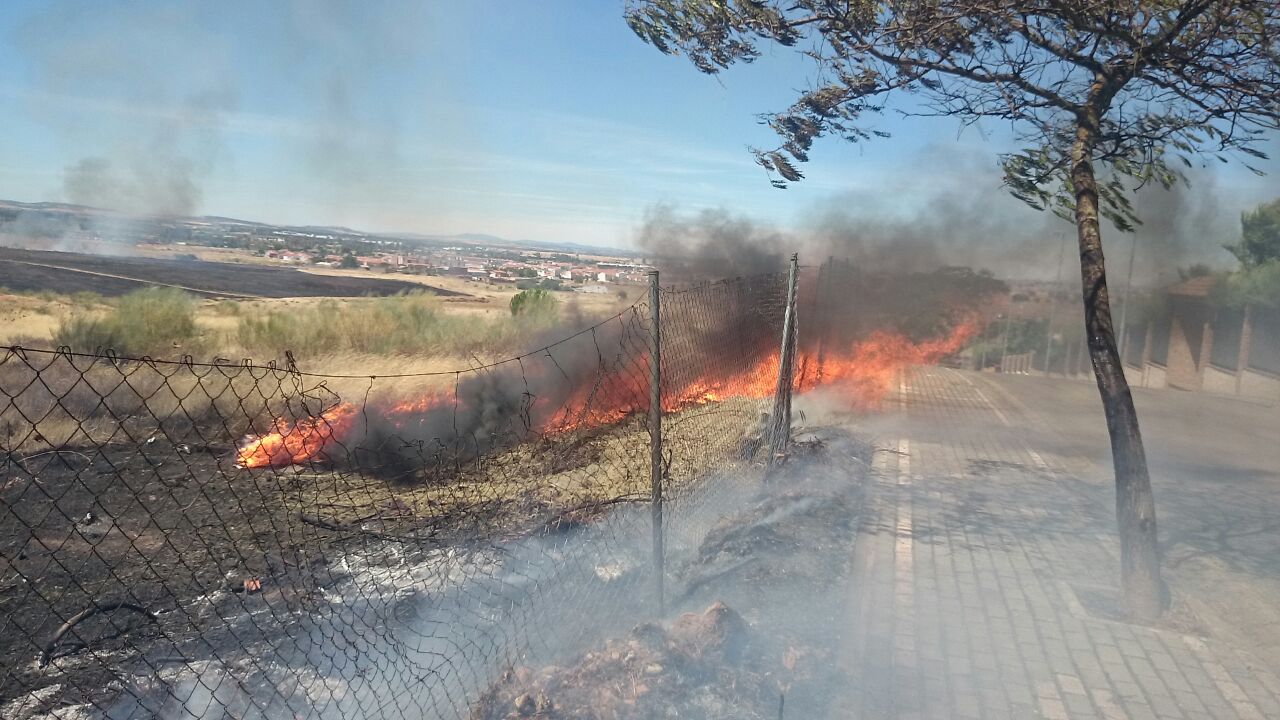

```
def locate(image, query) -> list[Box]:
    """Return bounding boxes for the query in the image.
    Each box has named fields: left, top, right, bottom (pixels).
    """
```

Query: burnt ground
left=1, top=395, right=870, bottom=719
left=0, top=247, right=467, bottom=298
left=0, top=397, right=757, bottom=719
left=0, top=432, right=340, bottom=714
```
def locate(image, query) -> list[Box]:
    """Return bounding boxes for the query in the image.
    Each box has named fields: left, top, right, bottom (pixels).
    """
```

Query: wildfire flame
left=235, top=402, right=361, bottom=469
left=235, top=319, right=977, bottom=469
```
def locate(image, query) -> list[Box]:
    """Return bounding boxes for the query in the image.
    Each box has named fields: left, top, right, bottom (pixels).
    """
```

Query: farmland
left=0, top=245, right=639, bottom=375
left=0, top=246, right=463, bottom=299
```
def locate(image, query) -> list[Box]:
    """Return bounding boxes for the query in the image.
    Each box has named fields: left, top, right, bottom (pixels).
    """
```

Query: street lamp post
left=1000, top=311, right=1012, bottom=372
left=1117, top=234, right=1139, bottom=362
left=1044, top=233, right=1067, bottom=375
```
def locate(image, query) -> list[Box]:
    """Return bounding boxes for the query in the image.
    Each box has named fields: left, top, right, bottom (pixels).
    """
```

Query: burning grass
left=0, top=377, right=762, bottom=716
left=231, top=315, right=977, bottom=472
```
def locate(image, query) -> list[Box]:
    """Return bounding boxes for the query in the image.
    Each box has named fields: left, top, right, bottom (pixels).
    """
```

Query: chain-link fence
left=1, top=266, right=814, bottom=720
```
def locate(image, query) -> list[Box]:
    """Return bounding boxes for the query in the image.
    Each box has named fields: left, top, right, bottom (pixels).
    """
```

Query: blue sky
left=0, top=1, right=1275, bottom=252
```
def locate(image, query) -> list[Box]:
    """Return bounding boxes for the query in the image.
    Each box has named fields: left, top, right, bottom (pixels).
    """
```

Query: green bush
left=54, top=287, right=199, bottom=356
left=1220, top=260, right=1280, bottom=309
left=509, top=288, right=558, bottom=318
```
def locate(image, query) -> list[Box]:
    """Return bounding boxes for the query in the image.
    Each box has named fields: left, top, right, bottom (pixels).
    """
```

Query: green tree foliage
left=55, top=287, right=199, bottom=356
left=1225, top=198, right=1280, bottom=269
left=1221, top=261, right=1280, bottom=309
left=626, top=3, right=1279, bottom=228
left=338, top=252, right=359, bottom=269
left=970, top=318, right=1048, bottom=367
left=509, top=288, right=558, bottom=318
left=1215, top=199, right=1280, bottom=309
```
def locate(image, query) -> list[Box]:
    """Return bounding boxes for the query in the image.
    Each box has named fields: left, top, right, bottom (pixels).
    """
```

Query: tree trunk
left=1070, top=116, right=1165, bottom=620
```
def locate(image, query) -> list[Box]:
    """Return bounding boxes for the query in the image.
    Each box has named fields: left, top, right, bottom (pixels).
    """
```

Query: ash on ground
left=475, top=426, right=870, bottom=719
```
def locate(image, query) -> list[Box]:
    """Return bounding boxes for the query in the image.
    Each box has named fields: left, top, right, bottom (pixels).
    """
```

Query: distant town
left=0, top=198, right=654, bottom=295
left=262, top=243, right=652, bottom=295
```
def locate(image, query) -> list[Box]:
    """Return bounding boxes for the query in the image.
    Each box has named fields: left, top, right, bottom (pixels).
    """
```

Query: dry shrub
left=0, top=351, right=293, bottom=454
left=53, top=287, right=201, bottom=357
left=236, top=292, right=559, bottom=361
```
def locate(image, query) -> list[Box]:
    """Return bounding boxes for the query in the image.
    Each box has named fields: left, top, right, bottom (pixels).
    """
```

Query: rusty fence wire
left=0, top=269, right=802, bottom=720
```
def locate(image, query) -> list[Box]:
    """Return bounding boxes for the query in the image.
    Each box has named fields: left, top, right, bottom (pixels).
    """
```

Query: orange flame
left=803, top=318, right=978, bottom=407
left=235, top=402, right=360, bottom=468
left=235, top=319, right=977, bottom=469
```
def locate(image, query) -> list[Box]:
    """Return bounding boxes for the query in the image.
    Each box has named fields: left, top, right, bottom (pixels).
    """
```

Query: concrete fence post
left=1236, top=305, right=1253, bottom=396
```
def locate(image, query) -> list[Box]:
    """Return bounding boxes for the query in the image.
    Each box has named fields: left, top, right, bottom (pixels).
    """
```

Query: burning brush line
left=235, top=320, right=977, bottom=470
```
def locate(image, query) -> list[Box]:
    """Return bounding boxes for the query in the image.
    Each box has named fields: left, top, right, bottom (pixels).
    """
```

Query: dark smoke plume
left=635, top=204, right=787, bottom=279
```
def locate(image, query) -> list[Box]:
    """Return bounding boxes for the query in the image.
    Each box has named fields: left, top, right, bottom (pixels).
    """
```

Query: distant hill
left=0, top=198, right=638, bottom=257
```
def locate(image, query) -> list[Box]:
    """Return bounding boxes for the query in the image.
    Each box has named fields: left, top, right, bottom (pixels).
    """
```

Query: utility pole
left=1044, top=233, right=1067, bottom=375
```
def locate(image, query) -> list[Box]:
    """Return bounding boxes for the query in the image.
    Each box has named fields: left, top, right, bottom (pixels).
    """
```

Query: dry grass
left=272, top=397, right=764, bottom=539
left=4, top=267, right=636, bottom=373
left=0, top=289, right=117, bottom=344
left=0, top=352, right=298, bottom=454
left=234, top=292, right=560, bottom=362
left=54, top=287, right=203, bottom=356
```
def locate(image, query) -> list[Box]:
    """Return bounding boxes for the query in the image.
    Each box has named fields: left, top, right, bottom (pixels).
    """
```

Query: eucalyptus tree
left=626, top=0, right=1280, bottom=619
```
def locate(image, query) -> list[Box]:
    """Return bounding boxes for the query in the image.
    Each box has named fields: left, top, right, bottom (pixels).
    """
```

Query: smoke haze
left=13, top=1, right=421, bottom=226
left=639, top=145, right=1243, bottom=285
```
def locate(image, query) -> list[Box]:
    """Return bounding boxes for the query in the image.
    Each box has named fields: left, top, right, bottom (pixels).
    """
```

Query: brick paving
left=835, top=367, right=1280, bottom=719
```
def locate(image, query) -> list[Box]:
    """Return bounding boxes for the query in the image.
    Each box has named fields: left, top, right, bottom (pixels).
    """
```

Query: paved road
left=832, top=367, right=1280, bottom=719
left=986, top=371, right=1280, bottom=667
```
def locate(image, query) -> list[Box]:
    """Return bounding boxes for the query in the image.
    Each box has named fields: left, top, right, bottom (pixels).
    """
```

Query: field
left=0, top=246, right=462, bottom=299
left=0, top=247, right=637, bottom=366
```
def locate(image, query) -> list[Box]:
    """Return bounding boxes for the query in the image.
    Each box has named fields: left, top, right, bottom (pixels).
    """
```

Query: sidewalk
left=837, top=367, right=1280, bottom=720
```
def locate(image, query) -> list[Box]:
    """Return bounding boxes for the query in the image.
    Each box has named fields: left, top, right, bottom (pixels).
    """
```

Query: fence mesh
left=1, top=271, right=795, bottom=720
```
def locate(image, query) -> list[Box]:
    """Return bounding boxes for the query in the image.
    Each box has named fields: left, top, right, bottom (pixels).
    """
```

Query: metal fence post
left=646, top=270, right=664, bottom=612
left=769, top=253, right=799, bottom=469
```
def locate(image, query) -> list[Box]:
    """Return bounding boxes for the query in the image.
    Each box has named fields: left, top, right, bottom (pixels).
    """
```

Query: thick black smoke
left=635, top=204, right=787, bottom=280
